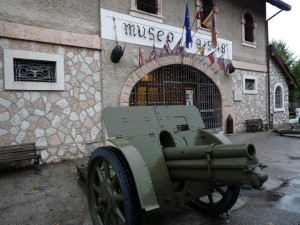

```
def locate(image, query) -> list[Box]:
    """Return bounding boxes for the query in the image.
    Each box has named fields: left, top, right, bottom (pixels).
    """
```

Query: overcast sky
left=267, top=0, right=300, bottom=58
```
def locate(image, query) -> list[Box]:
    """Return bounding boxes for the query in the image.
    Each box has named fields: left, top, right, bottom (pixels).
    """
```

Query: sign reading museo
left=101, top=8, right=232, bottom=59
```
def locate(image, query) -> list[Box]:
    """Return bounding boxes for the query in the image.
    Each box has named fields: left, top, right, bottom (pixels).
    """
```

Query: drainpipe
left=266, top=9, right=283, bottom=129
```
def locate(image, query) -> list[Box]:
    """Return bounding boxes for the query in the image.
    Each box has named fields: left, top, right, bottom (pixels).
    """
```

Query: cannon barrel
left=163, top=143, right=267, bottom=189
left=163, top=143, right=256, bottom=160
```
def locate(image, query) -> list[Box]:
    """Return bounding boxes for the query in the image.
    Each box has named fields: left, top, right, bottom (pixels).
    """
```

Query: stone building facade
left=0, top=1, right=103, bottom=163
left=268, top=45, right=296, bottom=127
left=0, top=0, right=296, bottom=164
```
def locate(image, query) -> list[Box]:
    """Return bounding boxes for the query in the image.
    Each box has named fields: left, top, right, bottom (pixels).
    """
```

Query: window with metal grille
left=245, top=79, right=255, bottom=91
left=13, top=59, right=56, bottom=83
left=244, top=13, right=254, bottom=43
left=137, top=0, right=158, bottom=14
left=129, top=64, right=222, bottom=130
left=275, top=86, right=283, bottom=108
left=201, top=0, right=214, bottom=28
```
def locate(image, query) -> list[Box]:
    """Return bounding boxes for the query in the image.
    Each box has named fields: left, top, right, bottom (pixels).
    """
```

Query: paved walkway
left=0, top=131, right=299, bottom=225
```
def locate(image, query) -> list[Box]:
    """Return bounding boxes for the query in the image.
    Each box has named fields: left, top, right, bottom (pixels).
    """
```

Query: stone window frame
left=4, top=49, right=64, bottom=91
left=243, top=74, right=258, bottom=94
left=241, top=9, right=257, bottom=48
left=274, top=83, right=284, bottom=112
left=130, top=0, right=164, bottom=23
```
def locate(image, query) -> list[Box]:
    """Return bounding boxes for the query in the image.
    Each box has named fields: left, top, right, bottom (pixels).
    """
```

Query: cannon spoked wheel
left=87, top=147, right=142, bottom=225
left=188, top=185, right=240, bottom=215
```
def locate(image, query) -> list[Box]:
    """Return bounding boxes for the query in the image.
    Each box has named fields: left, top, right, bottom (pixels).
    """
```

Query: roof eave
left=269, top=45, right=298, bottom=89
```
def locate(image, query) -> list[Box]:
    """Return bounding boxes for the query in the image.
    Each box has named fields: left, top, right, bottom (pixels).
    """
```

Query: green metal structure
left=85, top=106, right=268, bottom=225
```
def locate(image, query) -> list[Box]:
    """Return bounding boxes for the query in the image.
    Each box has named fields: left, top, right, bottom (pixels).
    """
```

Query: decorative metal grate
left=129, top=64, right=222, bottom=130
left=13, top=58, right=56, bottom=83
left=137, top=0, right=158, bottom=14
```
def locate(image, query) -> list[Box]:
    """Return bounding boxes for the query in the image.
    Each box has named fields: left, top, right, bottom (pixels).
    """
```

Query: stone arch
left=119, top=55, right=228, bottom=107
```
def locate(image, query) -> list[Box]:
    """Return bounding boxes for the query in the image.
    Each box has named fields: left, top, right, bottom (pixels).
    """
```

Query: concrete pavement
left=0, top=131, right=300, bottom=225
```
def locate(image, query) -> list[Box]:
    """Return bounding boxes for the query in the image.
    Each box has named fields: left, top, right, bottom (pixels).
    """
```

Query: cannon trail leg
left=188, top=185, right=240, bottom=215
left=87, top=147, right=142, bottom=225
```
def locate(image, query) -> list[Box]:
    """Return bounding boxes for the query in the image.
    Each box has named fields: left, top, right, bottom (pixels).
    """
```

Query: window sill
left=129, top=9, right=164, bottom=23
left=274, top=108, right=284, bottom=112
left=242, top=41, right=257, bottom=48
left=196, top=27, right=213, bottom=36
left=243, top=91, right=258, bottom=95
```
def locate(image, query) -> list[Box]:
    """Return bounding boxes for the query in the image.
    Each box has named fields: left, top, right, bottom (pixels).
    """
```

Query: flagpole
left=181, top=0, right=189, bottom=48
left=200, top=48, right=217, bottom=62
left=182, top=0, right=193, bottom=49
left=192, top=42, right=207, bottom=57
left=214, top=69, right=222, bottom=74
left=180, top=25, right=185, bottom=48
left=191, top=2, right=203, bottom=38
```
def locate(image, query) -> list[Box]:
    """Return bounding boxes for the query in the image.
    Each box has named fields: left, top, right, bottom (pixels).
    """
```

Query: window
left=130, top=0, right=163, bottom=23
left=243, top=75, right=257, bottom=94
left=201, top=0, right=214, bottom=29
left=4, top=49, right=64, bottom=91
left=137, top=0, right=158, bottom=14
left=274, top=84, right=284, bottom=111
left=245, top=79, right=255, bottom=90
left=244, top=13, right=254, bottom=42
left=13, top=59, right=56, bottom=83
left=242, top=9, right=256, bottom=48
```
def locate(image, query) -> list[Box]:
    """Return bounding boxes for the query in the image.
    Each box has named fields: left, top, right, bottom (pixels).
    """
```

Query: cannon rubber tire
left=188, top=185, right=240, bottom=215
left=87, top=146, right=142, bottom=225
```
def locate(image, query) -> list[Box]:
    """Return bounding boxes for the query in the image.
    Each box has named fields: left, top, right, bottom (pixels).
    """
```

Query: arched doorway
left=129, top=64, right=222, bottom=130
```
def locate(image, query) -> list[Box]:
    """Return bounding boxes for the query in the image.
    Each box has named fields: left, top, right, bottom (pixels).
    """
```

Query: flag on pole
left=199, top=46, right=205, bottom=56
left=211, top=13, right=217, bottom=49
left=225, top=63, right=230, bottom=74
left=184, top=0, right=193, bottom=48
left=208, top=51, right=216, bottom=64
left=196, top=1, right=204, bottom=20
left=217, top=55, right=225, bottom=71
left=139, top=46, right=146, bottom=66
left=202, top=10, right=214, bottom=29
left=149, top=44, right=158, bottom=61
left=194, top=45, right=205, bottom=56
left=202, top=10, right=218, bottom=49
left=162, top=34, right=171, bottom=55
left=226, top=62, right=236, bottom=74
left=172, top=37, right=182, bottom=54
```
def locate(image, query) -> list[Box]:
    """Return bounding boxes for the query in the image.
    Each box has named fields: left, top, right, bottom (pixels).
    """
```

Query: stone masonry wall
left=269, top=60, right=289, bottom=127
left=232, top=69, right=268, bottom=132
left=0, top=38, right=102, bottom=163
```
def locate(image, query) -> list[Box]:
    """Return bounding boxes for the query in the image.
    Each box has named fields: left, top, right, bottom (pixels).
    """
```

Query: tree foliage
left=271, top=39, right=300, bottom=105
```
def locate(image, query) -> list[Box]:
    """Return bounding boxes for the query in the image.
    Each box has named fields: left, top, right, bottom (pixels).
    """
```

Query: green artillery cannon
left=84, top=106, right=267, bottom=225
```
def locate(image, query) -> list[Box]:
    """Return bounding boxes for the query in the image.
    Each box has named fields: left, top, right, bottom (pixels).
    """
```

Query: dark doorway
left=129, top=64, right=222, bottom=130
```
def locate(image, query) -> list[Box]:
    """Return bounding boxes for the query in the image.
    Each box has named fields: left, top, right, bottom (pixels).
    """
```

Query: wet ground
left=0, top=131, right=300, bottom=225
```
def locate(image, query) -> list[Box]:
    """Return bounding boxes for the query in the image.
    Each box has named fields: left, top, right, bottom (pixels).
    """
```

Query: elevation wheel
left=87, top=147, right=142, bottom=225
left=188, top=185, right=240, bottom=215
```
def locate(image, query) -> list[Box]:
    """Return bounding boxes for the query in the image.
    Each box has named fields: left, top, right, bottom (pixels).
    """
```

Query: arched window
left=244, top=13, right=254, bottom=42
left=242, top=9, right=256, bottom=47
left=274, top=84, right=284, bottom=111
